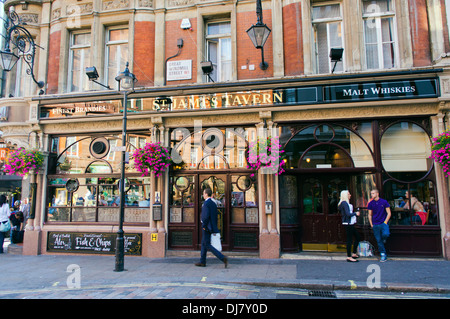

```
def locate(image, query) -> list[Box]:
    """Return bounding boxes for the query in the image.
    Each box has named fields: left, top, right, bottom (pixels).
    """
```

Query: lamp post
left=246, top=0, right=271, bottom=70
left=114, top=62, right=137, bottom=272
left=0, top=10, right=44, bottom=91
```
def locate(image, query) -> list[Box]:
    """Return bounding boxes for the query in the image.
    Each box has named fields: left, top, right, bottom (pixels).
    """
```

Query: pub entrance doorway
left=300, top=174, right=350, bottom=251
left=280, top=173, right=355, bottom=252
left=168, top=172, right=259, bottom=252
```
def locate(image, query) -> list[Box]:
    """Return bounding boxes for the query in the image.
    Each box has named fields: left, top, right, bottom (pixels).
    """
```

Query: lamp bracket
left=3, top=11, right=44, bottom=88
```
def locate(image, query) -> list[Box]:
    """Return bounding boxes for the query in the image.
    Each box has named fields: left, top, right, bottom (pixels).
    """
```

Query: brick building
left=1, top=0, right=450, bottom=259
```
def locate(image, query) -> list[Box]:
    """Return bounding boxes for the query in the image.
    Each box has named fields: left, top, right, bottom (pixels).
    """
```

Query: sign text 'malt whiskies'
left=342, top=85, right=416, bottom=97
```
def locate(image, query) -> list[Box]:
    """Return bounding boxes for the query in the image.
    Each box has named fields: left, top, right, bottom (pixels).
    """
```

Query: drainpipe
left=164, top=38, right=184, bottom=86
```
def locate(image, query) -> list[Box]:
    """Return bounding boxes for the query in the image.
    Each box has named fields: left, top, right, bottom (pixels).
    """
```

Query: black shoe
left=195, top=262, right=206, bottom=267
left=223, top=257, right=228, bottom=268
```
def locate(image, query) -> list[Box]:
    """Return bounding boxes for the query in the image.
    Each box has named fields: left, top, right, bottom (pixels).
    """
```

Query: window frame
left=311, top=2, right=345, bottom=74
left=68, top=31, right=91, bottom=93
left=205, top=20, right=232, bottom=83
left=104, top=26, right=129, bottom=89
left=362, top=0, right=398, bottom=70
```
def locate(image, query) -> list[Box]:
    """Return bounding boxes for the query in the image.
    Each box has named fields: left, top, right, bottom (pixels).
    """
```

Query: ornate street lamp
left=114, top=62, right=137, bottom=272
left=0, top=10, right=44, bottom=90
left=246, top=0, right=271, bottom=70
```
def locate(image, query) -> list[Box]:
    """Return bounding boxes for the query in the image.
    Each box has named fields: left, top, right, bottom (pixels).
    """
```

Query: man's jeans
left=373, top=223, right=390, bottom=255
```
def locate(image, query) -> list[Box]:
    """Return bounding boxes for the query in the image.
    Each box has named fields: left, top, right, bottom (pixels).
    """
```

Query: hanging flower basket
left=132, top=142, right=171, bottom=177
left=246, top=136, right=286, bottom=176
left=430, top=130, right=450, bottom=177
left=3, top=148, right=44, bottom=177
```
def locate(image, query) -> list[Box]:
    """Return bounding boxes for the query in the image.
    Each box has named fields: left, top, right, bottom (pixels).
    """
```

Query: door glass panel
left=302, top=178, right=322, bottom=214
left=279, top=175, right=298, bottom=207
left=231, top=175, right=258, bottom=224
left=170, top=175, right=195, bottom=223
left=327, top=177, right=348, bottom=214
left=201, top=176, right=226, bottom=235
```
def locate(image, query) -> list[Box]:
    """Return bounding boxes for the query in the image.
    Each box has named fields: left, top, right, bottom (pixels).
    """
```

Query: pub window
left=105, top=27, right=129, bottom=89
left=380, top=121, right=432, bottom=182
left=282, top=123, right=374, bottom=169
left=362, top=0, right=397, bottom=70
left=231, top=175, right=258, bottom=224
left=383, top=179, right=438, bottom=227
left=170, top=127, right=252, bottom=170
left=206, top=21, right=232, bottom=82
left=312, top=3, right=344, bottom=74
left=47, top=177, right=151, bottom=223
left=68, top=31, right=91, bottom=92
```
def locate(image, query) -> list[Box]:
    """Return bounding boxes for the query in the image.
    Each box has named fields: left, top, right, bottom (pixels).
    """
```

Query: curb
left=227, top=279, right=450, bottom=294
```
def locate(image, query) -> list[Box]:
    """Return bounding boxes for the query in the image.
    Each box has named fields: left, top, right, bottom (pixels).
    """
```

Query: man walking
left=195, top=188, right=228, bottom=268
left=367, top=189, right=391, bottom=262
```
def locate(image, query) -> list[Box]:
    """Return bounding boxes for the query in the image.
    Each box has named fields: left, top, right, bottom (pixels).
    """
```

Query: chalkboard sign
left=47, top=232, right=142, bottom=255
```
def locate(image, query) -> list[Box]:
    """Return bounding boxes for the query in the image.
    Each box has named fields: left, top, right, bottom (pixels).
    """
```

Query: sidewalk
left=1, top=242, right=449, bottom=296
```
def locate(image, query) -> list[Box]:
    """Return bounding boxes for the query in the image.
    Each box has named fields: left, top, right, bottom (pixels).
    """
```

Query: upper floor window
left=362, top=0, right=397, bottom=69
left=68, top=32, right=91, bottom=92
left=206, top=21, right=232, bottom=82
left=105, top=28, right=129, bottom=89
left=14, top=54, right=35, bottom=97
left=312, top=3, right=344, bottom=74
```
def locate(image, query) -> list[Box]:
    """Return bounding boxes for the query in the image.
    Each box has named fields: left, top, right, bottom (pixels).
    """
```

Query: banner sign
left=39, top=78, right=439, bottom=118
left=47, top=232, right=142, bottom=255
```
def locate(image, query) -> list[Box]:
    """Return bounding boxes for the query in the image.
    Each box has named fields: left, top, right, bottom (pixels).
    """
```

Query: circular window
left=380, top=122, right=432, bottom=182
left=175, top=176, right=190, bottom=191
left=89, top=137, right=110, bottom=159
left=202, top=128, right=224, bottom=154
left=65, top=178, right=79, bottom=192
left=237, top=175, right=252, bottom=191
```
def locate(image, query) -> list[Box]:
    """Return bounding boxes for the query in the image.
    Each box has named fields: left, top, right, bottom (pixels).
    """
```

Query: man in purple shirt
left=367, top=189, right=391, bottom=262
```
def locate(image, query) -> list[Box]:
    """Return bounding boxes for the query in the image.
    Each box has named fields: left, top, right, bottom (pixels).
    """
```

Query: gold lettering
left=262, top=93, right=271, bottom=104
left=225, top=94, right=232, bottom=107
left=253, top=94, right=261, bottom=105
left=189, top=97, right=200, bottom=109
left=233, top=95, right=242, bottom=106
left=241, top=94, right=251, bottom=105
left=273, top=92, right=283, bottom=103
left=210, top=97, right=218, bottom=108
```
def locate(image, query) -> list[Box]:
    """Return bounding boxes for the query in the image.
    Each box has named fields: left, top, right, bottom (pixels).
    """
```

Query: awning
left=0, top=174, right=22, bottom=192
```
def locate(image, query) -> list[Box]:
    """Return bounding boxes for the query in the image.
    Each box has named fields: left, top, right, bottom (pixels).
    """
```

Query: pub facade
left=1, top=0, right=450, bottom=259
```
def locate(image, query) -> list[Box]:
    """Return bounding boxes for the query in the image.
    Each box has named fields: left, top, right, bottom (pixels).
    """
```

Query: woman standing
left=338, top=190, right=361, bottom=262
left=0, top=195, right=11, bottom=254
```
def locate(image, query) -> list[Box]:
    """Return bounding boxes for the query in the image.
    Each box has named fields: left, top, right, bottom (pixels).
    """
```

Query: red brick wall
left=237, top=9, right=273, bottom=80
left=46, top=30, right=61, bottom=94
left=283, top=2, right=303, bottom=76
left=133, top=21, right=155, bottom=88
left=165, top=18, right=197, bottom=85
left=408, top=0, right=432, bottom=66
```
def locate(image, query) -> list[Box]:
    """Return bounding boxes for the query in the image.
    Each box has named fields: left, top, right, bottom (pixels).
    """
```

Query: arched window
left=170, top=127, right=254, bottom=170
left=281, top=123, right=375, bottom=169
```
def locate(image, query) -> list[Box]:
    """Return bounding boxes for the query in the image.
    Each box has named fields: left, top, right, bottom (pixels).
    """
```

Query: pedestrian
left=195, top=188, right=228, bottom=268
left=338, top=190, right=361, bottom=262
left=0, top=195, right=11, bottom=254
left=10, top=211, right=24, bottom=244
left=367, top=189, right=391, bottom=262
left=19, top=197, right=30, bottom=228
